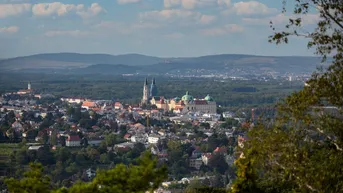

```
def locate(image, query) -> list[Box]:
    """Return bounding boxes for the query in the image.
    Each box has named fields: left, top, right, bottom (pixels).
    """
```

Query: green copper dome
left=181, top=91, right=194, bottom=101
left=174, top=97, right=181, bottom=102
left=204, top=94, right=214, bottom=101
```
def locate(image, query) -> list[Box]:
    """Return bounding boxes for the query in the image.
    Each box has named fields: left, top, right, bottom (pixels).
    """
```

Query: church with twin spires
left=141, top=78, right=217, bottom=114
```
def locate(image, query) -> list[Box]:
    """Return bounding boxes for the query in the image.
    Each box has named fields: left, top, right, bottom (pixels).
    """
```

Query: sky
left=0, top=0, right=320, bottom=58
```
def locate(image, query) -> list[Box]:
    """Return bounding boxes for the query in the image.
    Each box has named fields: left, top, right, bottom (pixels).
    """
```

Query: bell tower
left=28, top=81, right=31, bottom=90
left=150, top=78, right=158, bottom=97
left=141, top=78, right=149, bottom=105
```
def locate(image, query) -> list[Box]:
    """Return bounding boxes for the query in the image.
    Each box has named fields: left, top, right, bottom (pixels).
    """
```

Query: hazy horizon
left=1, top=51, right=319, bottom=60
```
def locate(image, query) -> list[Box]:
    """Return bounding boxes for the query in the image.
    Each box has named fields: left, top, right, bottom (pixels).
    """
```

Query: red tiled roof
left=114, top=102, right=122, bottom=106
left=156, top=100, right=165, bottom=104
left=134, top=123, right=145, bottom=129
left=202, top=153, right=212, bottom=159
left=177, top=101, right=185, bottom=105
left=67, top=135, right=81, bottom=141
left=214, top=146, right=227, bottom=153
left=194, top=100, right=208, bottom=105
left=18, top=89, right=31, bottom=92
left=82, top=101, right=96, bottom=107
left=92, top=107, right=101, bottom=111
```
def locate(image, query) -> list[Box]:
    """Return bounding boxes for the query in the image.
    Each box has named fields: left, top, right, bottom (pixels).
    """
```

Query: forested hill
left=0, top=52, right=326, bottom=75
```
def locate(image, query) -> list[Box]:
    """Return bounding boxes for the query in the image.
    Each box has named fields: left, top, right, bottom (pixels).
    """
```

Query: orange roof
left=134, top=123, right=145, bottom=129
left=194, top=100, right=208, bottom=105
left=82, top=101, right=96, bottom=107
left=92, top=107, right=101, bottom=111
left=214, top=146, right=227, bottom=153
left=176, top=101, right=185, bottom=105
left=202, top=153, right=212, bottom=159
left=156, top=100, right=165, bottom=104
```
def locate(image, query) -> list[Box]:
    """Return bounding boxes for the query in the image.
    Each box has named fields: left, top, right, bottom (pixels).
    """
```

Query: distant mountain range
left=0, top=52, right=327, bottom=75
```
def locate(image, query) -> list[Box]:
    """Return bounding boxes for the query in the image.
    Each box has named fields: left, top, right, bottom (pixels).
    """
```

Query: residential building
left=66, top=135, right=81, bottom=147
left=148, top=134, right=160, bottom=144
left=189, top=157, right=203, bottom=170
left=88, top=137, right=103, bottom=146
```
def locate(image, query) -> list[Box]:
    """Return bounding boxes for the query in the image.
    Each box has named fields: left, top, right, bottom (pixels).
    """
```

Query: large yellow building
left=140, top=78, right=217, bottom=114
left=150, top=91, right=217, bottom=114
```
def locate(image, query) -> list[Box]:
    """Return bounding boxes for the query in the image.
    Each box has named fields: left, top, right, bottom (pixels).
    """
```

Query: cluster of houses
left=0, top=85, right=248, bottom=193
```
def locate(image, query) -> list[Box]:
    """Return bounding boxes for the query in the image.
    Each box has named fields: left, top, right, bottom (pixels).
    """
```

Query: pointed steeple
left=142, top=78, right=149, bottom=105
left=28, top=81, right=31, bottom=90
left=149, top=77, right=158, bottom=97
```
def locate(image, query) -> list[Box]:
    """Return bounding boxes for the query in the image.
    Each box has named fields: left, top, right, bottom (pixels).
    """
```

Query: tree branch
left=316, top=127, right=343, bottom=151
left=272, top=160, right=318, bottom=192
left=320, top=0, right=343, bottom=29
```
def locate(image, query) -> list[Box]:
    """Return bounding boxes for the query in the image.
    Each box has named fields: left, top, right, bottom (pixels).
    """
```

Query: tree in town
left=5, top=152, right=167, bottom=193
left=5, top=163, right=51, bottom=193
left=209, top=154, right=228, bottom=175
left=232, top=0, right=343, bottom=192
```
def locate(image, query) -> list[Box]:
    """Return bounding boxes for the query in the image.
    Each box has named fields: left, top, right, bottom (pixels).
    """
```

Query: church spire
left=150, top=77, right=158, bottom=97
left=28, top=81, right=31, bottom=90
left=141, top=78, right=149, bottom=105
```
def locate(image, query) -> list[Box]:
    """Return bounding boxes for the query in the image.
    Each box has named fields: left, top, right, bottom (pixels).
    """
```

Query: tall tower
left=141, top=78, right=149, bottom=105
left=28, top=81, right=31, bottom=90
left=150, top=78, right=158, bottom=97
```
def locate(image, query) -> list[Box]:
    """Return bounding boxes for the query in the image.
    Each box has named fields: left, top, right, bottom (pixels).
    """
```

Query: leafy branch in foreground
left=231, top=0, right=343, bottom=192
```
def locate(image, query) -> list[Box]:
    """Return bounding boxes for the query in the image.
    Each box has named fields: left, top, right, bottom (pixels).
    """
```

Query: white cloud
left=200, top=24, right=244, bottom=36
left=117, top=0, right=141, bottom=4
left=32, top=2, right=83, bottom=16
left=300, top=14, right=320, bottom=25
left=164, top=0, right=220, bottom=9
left=139, top=9, right=215, bottom=25
left=223, top=1, right=277, bottom=16
left=0, top=26, right=19, bottom=33
left=44, top=30, right=91, bottom=37
left=164, top=0, right=180, bottom=8
left=0, top=3, right=31, bottom=18
left=140, top=9, right=197, bottom=21
left=76, top=3, right=105, bottom=19
left=32, top=2, right=104, bottom=18
left=242, top=13, right=320, bottom=25
left=200, top=15, right=216, bottom=24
